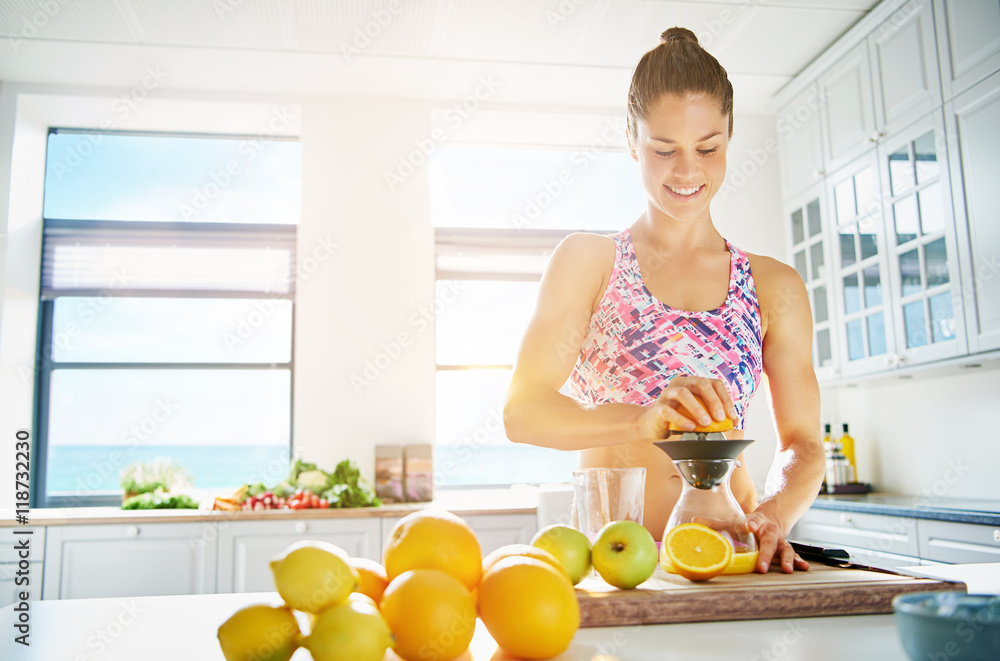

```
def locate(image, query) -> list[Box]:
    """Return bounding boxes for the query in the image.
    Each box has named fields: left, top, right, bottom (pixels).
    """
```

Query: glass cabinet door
left=828, top=153, right=894, bottom=376
left=880, top=116, right=967, bottom=364
left=786, top=188, right=836, bottom=377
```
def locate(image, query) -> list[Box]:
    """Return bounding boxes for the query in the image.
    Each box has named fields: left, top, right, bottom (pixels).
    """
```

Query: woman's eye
left=654, top=151, right=674, bottom=158
left=698, top=147, right=718, bottom=155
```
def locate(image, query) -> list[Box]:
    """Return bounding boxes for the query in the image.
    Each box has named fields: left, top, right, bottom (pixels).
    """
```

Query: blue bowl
left=893, top=591, right=1000, bottom=661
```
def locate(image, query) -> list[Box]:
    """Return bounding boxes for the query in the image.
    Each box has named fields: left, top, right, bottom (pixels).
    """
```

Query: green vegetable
left=321, top=460, right=381, bottom=508
left=121, top=490, right=199, bottom=510
left=246, top=481, right=268, bottom=498
left=295, top=469, right=332, bottom=493
left=271, top=480, right=295, bottom=498
left=120, top=459, right=191, bottom=496
left=288, top=459, right=318, bottom=483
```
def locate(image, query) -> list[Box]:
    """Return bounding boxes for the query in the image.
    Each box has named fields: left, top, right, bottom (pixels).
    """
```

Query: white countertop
left=3, top=564, right=996, bottom=661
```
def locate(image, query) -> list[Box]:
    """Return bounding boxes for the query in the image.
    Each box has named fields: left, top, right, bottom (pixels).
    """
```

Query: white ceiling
left=0, top=0, right=879, bottom=113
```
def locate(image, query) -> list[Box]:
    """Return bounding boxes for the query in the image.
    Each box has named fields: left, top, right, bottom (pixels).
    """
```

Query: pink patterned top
left=568, top=228, right=764, bottom=428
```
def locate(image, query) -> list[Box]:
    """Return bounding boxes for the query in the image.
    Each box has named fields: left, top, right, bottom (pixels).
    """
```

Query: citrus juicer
left=654, top=433, right=759, bottom=575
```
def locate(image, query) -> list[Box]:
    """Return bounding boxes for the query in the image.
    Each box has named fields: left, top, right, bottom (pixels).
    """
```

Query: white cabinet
left=217, top=517, right=381, bottom=593
left=791, top=508, right=920, bottom=560
left=792, top=508, right=1000, bottom=567
left=777, top=85, right=826, bottom=197
left=918, top=519, right=1000, bottom=564
left=0, top=527, right=44, bottom=607
left=1, top=563, right=42, bottom=608
left=934, top=0, right=1000, bottom=100
left=784, top=185, right=838, bottom=379
left=826, top=151, right=896, bottom=377
left=820, top=42, right=878, bottom=172
left=42, top=522, right=216, bottom=600
left=948, top=70, right=1000, bottom=353
left=878, top=112, right=968, bottom=366
left=776, top=0, right=1000, bottom=382
left=463, top=514, right=537, bottom=554
left=870, top=0, right=942, bottom=136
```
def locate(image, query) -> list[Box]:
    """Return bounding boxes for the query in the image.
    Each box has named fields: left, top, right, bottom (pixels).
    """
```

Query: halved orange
left=663, top=523, right=733, bottom=582
left=670, top=395, right=735, bottom=433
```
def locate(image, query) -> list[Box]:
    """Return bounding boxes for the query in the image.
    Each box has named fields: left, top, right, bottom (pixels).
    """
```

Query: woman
left=504, top=28, right=825, bottom=574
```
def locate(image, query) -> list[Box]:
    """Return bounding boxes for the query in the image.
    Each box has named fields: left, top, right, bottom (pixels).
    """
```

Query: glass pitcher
left=654, top=438, right=758, bottom=575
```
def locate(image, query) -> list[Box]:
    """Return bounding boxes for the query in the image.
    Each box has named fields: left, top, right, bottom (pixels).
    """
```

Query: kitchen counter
left=0, top=594, right=909, bottom=661
left=0, top=488, right=540, bottom=527
left=3, top=560, right=998, bottom=661
left=811, top=494, right=1000, bottom=526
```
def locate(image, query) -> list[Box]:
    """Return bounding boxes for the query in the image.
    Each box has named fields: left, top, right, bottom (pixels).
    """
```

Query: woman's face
left=630, top=93, right=730, bottom=224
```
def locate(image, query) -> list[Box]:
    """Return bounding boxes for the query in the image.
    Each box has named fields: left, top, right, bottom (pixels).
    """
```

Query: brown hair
left=627, top=27, right=734, bottom=146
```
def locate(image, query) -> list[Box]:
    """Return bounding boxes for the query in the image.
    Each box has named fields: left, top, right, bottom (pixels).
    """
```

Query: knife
left=789, top=541, right=851, bottom=565
left=789, top=541, right=908, bottom=576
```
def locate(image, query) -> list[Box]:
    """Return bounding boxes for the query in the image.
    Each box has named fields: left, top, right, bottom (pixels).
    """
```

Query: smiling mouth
left=666, top=184, right=704, bottom=197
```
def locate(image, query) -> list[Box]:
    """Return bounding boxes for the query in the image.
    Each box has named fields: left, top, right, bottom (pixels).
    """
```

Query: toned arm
left=745, top=254, right=826, bottom=571
left=504, top=233, right=649, bottom=450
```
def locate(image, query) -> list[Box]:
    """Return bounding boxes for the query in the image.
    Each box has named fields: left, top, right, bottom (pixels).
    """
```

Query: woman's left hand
left=746, top=510, right=810, bottom=574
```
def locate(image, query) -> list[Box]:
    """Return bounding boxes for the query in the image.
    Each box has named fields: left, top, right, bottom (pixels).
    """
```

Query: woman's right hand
left=639, top=376, right=739, bottom=439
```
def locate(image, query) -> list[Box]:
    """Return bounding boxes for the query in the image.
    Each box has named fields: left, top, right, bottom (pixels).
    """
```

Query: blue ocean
left=45, top=443, right=577, bottom=495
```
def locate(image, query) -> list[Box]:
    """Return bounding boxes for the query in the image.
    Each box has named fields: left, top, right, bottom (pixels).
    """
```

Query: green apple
left=530, top=524, right=592, bottom=585
left=591, top=520, right=657, bottom=589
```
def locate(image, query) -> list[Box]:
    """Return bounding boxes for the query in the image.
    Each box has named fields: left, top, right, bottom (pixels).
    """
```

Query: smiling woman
left=504, top=27, right=826, bottom=574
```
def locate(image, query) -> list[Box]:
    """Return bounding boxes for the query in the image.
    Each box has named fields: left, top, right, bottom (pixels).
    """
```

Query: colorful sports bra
left=568, top=228, right=764, bottom=428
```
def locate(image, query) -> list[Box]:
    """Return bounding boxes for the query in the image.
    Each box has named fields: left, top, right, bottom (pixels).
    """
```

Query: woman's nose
left=673, top=151, right=698, bottom=180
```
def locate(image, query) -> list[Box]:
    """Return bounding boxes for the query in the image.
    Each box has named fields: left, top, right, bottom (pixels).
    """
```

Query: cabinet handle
left=294, top=522, right=307, bottom=534
left=126, top=526, right=140, bottom=538
left=813, top=169, right=825, bottom=177
left=840, top=514, right=852, bottom=524
left=868, top=131, right=885, bottom=143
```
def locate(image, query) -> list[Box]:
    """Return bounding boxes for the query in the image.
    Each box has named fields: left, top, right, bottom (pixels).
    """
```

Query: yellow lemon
left=270, top=540, right=359, bottom=613
left=217, top=603, right=299, bottom=661
left=300, top=597, right=393, bottom=661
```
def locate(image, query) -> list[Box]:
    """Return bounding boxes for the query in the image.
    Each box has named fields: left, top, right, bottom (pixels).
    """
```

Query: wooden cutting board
left=576, top=561, right=965, bottom=627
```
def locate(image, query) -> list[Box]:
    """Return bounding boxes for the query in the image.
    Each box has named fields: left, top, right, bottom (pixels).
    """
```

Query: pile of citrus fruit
left=216, top=510, right=740, bottom=661
left=217, top=510, right=583, bottom=661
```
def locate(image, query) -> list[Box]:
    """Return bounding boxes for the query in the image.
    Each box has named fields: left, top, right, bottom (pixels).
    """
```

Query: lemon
left=270, top=540, right=359, bottom=613
left=300, top=598, right=394, bottom=661
left=217, top=603, right=299, bottom=661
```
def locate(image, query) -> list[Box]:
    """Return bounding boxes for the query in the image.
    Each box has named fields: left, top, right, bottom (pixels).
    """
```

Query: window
left=35, top=129, right=301, bottom=506
left=431, top=142, right=643, bottom=487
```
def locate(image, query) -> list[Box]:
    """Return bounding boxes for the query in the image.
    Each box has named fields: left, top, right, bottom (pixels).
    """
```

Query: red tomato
left=309, top=495, right=319, bottom=508
left=319, top=499, right=328, bottom=508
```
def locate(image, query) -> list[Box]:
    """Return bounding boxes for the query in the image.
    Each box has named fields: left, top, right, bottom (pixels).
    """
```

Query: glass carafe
left=654, top=438, right=758, bottom=575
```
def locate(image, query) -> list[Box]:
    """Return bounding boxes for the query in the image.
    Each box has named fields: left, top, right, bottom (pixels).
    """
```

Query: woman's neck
left=631, top=209, right=726, bottom=254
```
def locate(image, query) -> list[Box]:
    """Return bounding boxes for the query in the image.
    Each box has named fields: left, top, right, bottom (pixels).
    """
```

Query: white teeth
left=668, top=185, right=701, bottom=196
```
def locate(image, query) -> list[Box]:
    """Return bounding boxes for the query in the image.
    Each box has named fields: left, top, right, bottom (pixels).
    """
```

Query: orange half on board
left=663, top=523, right=733, bottom=582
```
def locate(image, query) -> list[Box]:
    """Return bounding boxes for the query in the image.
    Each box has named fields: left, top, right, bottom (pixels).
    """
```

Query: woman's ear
left=626, top=126, right=638, bottom=161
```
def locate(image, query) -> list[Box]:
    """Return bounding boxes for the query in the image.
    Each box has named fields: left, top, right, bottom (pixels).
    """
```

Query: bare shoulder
left=552, top=232, right=616, bottom=265
left=545, top=232, right=616, bottom=304
left=745, top=252, right=809, bottom=332
left=745, top=252, right=803, bottom=292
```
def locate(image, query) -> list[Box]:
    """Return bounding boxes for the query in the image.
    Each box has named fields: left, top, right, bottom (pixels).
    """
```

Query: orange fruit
left=380, top=569, right=476, bottom=661
left=478, top=556, right=580, bottom=660
left=482, top=543, right=568, bottom=580
left=349, top=557, right=389, bottom=604
left=670, top=394, right=735, bottom=433
left=383, top=510, right=482, bottom=591
left=663, top=523, right=733, bottom=582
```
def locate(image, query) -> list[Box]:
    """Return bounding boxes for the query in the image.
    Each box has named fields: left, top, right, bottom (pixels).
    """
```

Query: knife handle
left=789, top=541, right=851, bottom=561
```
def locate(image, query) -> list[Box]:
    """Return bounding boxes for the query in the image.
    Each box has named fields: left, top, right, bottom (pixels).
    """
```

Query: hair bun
left=660, top=27, right=698, bottom=45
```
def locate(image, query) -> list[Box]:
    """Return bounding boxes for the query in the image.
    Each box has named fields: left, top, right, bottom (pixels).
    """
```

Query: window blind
left=40, top=219, right=297, bottom=298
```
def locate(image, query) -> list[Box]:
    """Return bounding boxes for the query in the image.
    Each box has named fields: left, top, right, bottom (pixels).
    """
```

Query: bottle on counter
left=820, top=424, right=832, bottom=492
left=825, top=439, right=850, bottom=492
left=839, top=423, right=856, bottom=484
